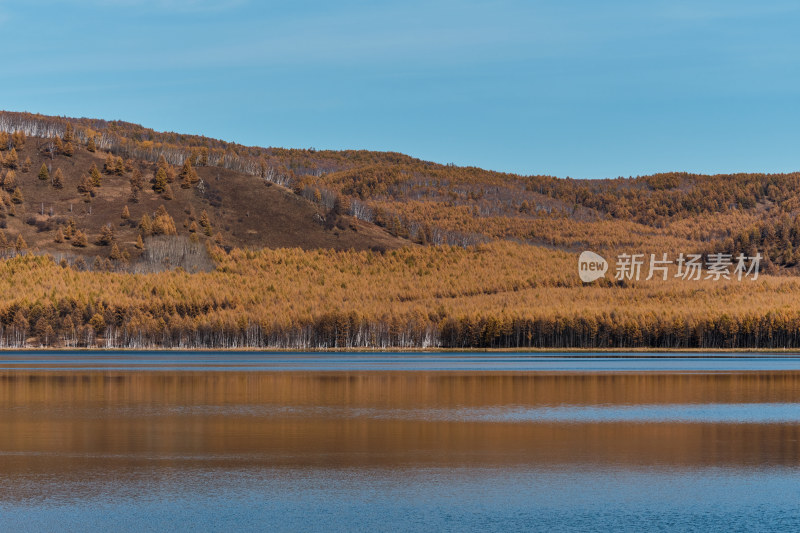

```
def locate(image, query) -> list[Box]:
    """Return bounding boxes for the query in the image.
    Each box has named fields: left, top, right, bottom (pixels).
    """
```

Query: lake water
left=1, top=352, right=799, bottom=532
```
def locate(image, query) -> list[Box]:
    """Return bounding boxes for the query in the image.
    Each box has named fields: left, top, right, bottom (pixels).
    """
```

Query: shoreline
left=1, top=347, right=800, bottom=356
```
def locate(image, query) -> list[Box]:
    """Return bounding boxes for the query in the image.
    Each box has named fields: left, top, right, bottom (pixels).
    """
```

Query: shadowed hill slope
left=0, top=115, right=408, bottom=266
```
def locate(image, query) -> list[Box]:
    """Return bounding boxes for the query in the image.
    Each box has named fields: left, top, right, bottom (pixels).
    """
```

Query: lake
left=0, top=352, right=799, bottom=532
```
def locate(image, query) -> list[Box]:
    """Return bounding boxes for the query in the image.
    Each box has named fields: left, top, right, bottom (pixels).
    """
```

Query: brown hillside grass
left=1, top=142, right=407, bottom=264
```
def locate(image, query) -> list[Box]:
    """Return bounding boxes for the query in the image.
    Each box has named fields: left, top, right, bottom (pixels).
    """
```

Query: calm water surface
left=1, top=352, right=799, bottom=531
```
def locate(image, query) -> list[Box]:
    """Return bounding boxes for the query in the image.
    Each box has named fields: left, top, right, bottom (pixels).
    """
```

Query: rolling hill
left=0, top=112, right=409, bottom=271
left=0, top=110, right=797, bottom=349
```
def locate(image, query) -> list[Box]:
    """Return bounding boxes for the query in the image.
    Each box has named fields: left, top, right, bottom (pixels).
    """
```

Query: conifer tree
left=179, top=159, right=198, bottom=189
left=15, top=234, right=26, bottom=252
left=153, top=167, right=168, bottom=193
left=199, top=210, right=210, bottom=228
left=104, top=154, right=115, bottom=174
left=89, top=314, right=106, bottom=333
left=64, top=220, right=75, bottom=240
left=38, top=163, right=50, bottom=181
left=199, top=210, right=212, bottom=236
left=135, top=234, right=145, bottom=250
left=414, top=226, right=428, bottom=245
left=138, top=214, right=153, bottom=236
left=21, top=157, right=31, bottom=173
left=87, top=136, right=96, bottom=153
left=12, top=311, right=29, bottom=342
left=121, top=205, right=130, bottom=220
left=52, top=168, right=64, bottom=189
left=333, top=195, right=350, bottom=215
left=110, top=242, right=122, bottom=260
left=54, top=227, right=64, bottom=243
left=11, top=132, right=24, bottom=149
left=77, top=175, right=94, bottom=195
left=5, top=148, right=17, bottom=169
left=152, top=206, right=177, bottom=235
left=11, top=187, right=23, bottom=204
left=72, top=230, right=88, bottom=247
left=90, top=164, right=102, bottom=187
left=97, top=224, right=114, bottom=246
left=130, top=168, right=143, bottom=191
left=4, top=170, right=16, bottom=192
left=41, top=323, right=56, bottom=346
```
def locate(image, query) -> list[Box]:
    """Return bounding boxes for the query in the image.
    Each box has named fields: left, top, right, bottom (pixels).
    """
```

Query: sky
left=2, top=0, right=800, bottom=179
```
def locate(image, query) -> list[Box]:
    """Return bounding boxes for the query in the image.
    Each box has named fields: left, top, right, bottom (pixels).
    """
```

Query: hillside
left=2, top=110, right=796, bottom=271
left=0, top=113, right=408, bottom=270
left=0, top=110, right=797, bottom=349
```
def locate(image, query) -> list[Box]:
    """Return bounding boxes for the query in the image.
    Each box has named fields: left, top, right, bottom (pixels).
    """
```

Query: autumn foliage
left=0, top=110, right=795, bottom=349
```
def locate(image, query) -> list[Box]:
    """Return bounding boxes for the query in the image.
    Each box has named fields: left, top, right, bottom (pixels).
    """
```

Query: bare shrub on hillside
left=349, top=198, right=374, bottom=222
left=133, top=235, right=214, bottom=273
left=262, top=165, right=293, bottom=187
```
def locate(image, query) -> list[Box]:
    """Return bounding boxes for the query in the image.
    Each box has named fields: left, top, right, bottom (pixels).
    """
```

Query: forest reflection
left=0, top=370, right=799, bottom=502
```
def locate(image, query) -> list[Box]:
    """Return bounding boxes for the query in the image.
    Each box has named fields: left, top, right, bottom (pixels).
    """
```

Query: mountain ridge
left=2, top=110, right=800, bottom=272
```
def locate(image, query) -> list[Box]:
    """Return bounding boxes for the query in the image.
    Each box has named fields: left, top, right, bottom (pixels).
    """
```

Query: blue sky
left=2, top=0, right=799, bottom=178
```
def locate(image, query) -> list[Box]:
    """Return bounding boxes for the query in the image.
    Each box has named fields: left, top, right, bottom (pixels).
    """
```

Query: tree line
left=0, top=244, right=793, bottom=349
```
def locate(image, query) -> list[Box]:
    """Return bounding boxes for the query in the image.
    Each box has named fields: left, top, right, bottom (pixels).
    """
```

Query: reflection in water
left=0, top=369, right=799, bottom=531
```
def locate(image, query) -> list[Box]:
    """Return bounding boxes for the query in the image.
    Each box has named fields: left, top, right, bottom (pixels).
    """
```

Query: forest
left=0, top=110, right=798, bottom=349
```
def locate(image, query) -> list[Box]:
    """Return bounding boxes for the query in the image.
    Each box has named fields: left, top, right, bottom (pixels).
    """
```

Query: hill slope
left=0, top=111, right=797, bottom=349
left=0, top=113, right=408, bottom=269
left=2, top=110, right=797, bottom=272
